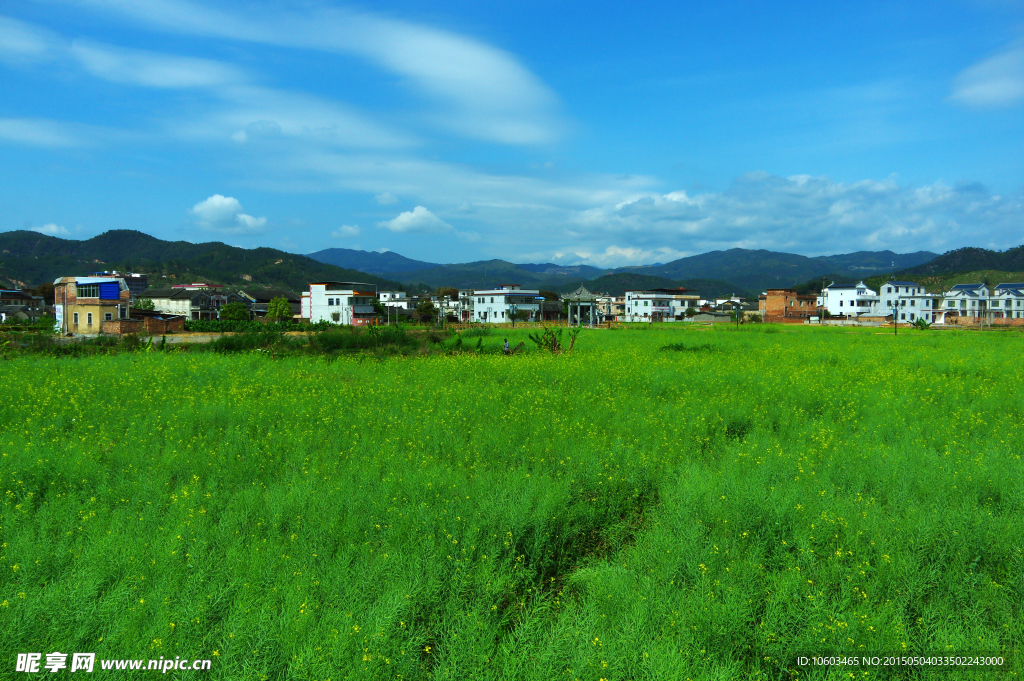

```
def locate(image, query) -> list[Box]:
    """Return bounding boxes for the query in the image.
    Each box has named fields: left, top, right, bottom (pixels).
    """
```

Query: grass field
left=1, top=325, right=1022, bottom=679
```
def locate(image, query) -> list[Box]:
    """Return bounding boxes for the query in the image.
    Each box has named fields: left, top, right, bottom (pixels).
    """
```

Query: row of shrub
left=182, top=319, right=337, bottom=333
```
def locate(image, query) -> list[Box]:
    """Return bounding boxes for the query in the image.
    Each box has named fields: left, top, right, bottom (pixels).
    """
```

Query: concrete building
left=89, top=271, right=149, bottom=299
left=301, top=282, right=379, bottom=325
left=758, top=289, right=818, bottom=322
left=238, top=289, right=301, bottom=319
left=623, top=288, right=699, bottom=322
left=379, top=291, right=410, bottom=309
left=878, top=280, right=937, bottom=323
left=942, top=283, right=1024, bottom=322
left=53, top=276, right=131, bottom=335
left=471, top=284, right=543, bottom=323
left=597, top=295, right=625, bottom=321
left=992, top=283, right=1024, bottom=320
left=139, top=288, right=246, bottom=320
left=816, top=281, right=881, bottom=318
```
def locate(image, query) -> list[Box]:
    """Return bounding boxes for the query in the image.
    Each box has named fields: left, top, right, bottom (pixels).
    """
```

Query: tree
left=220, top=301, right=249, bottom=321
left=539, top=291, right=560, bottom=301
left=135, top=297, right=156, bottom=311
left=436, top=286, right=459, bottom=300
left=510, top=309, right=530, bottom=323
left=266, top=296, right=291, bottom=322
left=415, top=300, right=437, bottom=322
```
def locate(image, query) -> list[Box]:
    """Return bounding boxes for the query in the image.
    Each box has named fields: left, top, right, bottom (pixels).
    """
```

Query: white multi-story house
left=943, top=283, right=989, bottom=320
left=379, top=291, right=409, bottom=309
left=992, top=283, right=1024, bottom=320
left=816, top=281, right=881, bottom=317
left=457, top=289, right=474, bottom=321
left=471, top=284, right=542, bottom=323
left=877, top=280, right=938, bottom=323
left=301, top=281, right=378, bottom=326
left=623, top=288, right=699, bottom=322
left=943, top=283, right=1024, bottom=321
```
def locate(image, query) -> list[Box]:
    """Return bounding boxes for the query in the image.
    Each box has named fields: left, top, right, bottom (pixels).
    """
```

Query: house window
left=887, top=287, right=892, bottom=293
left=77, top=284, right=100, bottom=298
left=901, top=313, right=905, bottom=320
left=948, top=301, right=955, bottom=307
left=328, top=298, right=334, bottom=306
left=992, top=300, right=1000, bottom=308
left=73, top=312, right=79, bottom=324
left=490, top=297, right=494, bottom=303
left=87, top=313, right=93, bottom=325
left=910, top=300, right=915, bottom=307
left=839, top=300, right=843, bottom=307
left=104, top=313, right=112, bottom=321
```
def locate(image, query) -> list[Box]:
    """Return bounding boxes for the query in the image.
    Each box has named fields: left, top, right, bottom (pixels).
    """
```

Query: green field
left=2, top=326, right=1022, bottom=679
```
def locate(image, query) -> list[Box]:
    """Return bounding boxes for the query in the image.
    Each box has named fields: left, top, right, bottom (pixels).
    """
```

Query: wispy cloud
left=191, top=194, right=267, bottom=234
left=55, top=0, right=561, bottom=144
left=0, top=15, right=60, bottom=64
left=951, top=40, right=1024, bottom=108
left=70, top=39, right=244, bottom=88
left=0, top=118, right=86, bottom=147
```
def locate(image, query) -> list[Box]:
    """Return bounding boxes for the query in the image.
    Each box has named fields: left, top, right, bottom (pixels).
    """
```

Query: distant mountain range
left=306, top=247, right=439, bottom=275
left=7, top=228, right=1018, bottom=301
left=306, top=247, right=938, bottom=294
left=0, top=230, right=401, bottom=292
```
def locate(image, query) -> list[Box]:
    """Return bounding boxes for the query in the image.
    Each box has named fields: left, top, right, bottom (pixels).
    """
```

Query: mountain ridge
left=0, top=230, right=401, bottom=292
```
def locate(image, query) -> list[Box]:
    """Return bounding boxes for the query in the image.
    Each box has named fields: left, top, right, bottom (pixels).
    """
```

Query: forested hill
left=0, top=230, right=400, bottom=291
left=890, top=246, right=1024, bottom=278
left=613, top=249, right=938, bottom=293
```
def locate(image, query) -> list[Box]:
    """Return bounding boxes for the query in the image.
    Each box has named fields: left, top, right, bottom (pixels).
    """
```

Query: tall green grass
left=1, top=325, right=1021, bottom=679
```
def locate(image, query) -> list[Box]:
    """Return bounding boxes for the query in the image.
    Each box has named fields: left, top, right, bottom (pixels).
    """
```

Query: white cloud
left=188, top=85, right=413, bottom=149
left=190, top=194, right=267, bottom=234
left=558, top=172, right=1024, bottom=264
left=0, top=118, right=85, bottom=147
left=0, top=15, right=60, bottom=64
left=375, top=192, right=398, bottom=205
left=31, top=222, right=70, bottom=236
left=951, top=41, right=1024, bottom=108
left=58, top=0, right=561, bottom=144
left=377, top=205, right=452, bottom=233
left=70, top=39, right=245, bottom=88
left=332, top=224, right=360, bottom=237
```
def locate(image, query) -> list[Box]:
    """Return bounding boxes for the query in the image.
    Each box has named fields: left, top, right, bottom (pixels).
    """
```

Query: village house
left=379, top=291, right=410, bottom=309
left=816, top=281, right=881, bottom=318
left=301, top=282, right=379, bottom=325
left=878, top=280, right=937, bottom=323
left=758, top=289, right=818, bottom=322
left=471, top=284, right=543, bottom=323
left=138, top=287, right=246, bottom=320
left=238, top=289, right=301, bottom=319
left=942, top=283, right=1024, bottom=323
left=624, top=288, right=699, bottom=322
left=597, top=295, right=625, bottom=320
left=53, top=276, right=131, bottom=334
left=89, top=271, right=149, bottom=299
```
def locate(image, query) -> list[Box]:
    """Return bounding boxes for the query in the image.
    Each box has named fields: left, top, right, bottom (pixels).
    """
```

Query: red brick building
left=758, top=288, right=818, bottom=322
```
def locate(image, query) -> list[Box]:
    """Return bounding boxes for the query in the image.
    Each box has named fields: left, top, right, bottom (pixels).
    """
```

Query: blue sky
left=1, top=0, right=1023, bottom=266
